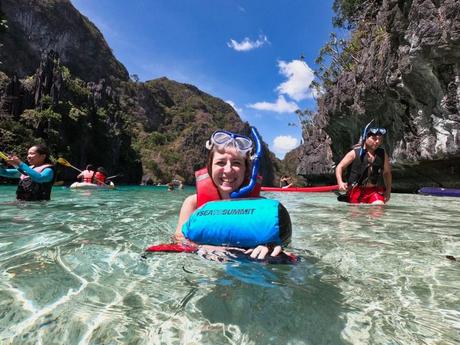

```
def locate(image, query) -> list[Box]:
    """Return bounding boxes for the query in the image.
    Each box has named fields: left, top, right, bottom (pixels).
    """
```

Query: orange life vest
left=195, top=167, right=262, bottom=208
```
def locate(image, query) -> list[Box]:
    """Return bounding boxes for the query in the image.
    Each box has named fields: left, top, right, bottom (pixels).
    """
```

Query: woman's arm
left=0, top=166, right=21, bottom=179
left=17, top=163, right=54, bottom=183
left=174, top=194, right=198, bottom=242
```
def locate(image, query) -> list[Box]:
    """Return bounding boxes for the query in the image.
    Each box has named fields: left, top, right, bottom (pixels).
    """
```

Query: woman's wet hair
left=86, top=164, right=95, bottom=171
left=32, top=144, right=51, bottom=163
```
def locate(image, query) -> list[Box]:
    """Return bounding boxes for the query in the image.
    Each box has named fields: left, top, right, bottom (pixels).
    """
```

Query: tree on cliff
left=332, top=0, right=368, bottom=29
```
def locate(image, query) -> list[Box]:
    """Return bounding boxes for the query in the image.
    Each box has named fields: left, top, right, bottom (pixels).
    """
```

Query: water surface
left=0, top=185, right=459, bottom=344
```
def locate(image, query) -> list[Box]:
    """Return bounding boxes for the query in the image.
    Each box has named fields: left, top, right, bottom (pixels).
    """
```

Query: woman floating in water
left=0, top=144, right=55, bottom=201
left=173, top=128, right=285, bottom=260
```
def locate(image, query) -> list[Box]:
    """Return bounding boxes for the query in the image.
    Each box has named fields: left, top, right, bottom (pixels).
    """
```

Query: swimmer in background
left=0, top=144, right=55, bottom=201
left=280, top=175, right=293, bottom=188
left=336, top=126, right=392, bottom=204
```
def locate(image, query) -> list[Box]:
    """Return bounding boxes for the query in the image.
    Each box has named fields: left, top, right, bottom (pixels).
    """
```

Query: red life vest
left=195, top=168, right=262, bottom=208
left=94, top=171, right=107, bottom=185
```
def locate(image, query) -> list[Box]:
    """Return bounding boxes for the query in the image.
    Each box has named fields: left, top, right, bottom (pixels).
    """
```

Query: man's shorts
left=348, top=186, right=385, bottom=204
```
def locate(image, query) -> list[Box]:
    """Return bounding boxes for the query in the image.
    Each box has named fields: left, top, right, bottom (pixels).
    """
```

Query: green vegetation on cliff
left=0, top=0, right=280, bottom=185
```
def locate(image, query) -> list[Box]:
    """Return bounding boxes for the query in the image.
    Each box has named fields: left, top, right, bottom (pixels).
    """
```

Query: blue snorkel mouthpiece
left=231, top=127, right=263, bottom=198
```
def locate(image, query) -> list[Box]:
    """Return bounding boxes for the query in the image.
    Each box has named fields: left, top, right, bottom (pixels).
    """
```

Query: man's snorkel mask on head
left=358, top=119, right=386, bottom=158
left=205, top=127, right=263, bottom=198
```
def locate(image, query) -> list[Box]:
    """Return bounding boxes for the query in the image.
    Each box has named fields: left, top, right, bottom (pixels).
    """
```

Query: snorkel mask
left=206, top=130, right=254, bottom=156
left=367, top=128, right=387, bottom=136
left=206, top=127, right=263, bottom=198
left=359, top=120, right=387, bottom=158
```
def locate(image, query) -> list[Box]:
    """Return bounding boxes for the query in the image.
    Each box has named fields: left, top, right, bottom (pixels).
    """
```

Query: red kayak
left=261, top=185, right=339, bottom=193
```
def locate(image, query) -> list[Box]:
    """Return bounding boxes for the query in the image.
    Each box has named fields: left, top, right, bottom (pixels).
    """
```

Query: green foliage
left=40, top=95, right=53, bottom=108
left=68, top=106, right=87, bottom=121
left=313, top=30, right=363, bottom=92
left=0, top=9, right=7, bottom=66
left=147, top=132, right=168, bottom=146
left=65, top=76, right=90, bottom=101
left=162, top=150, right=180, bottom=166
left=294, top=109, right=315, bottom=128
left=20, top=107, right=61, bottom=129
left=96, top=107, right=108, bottom=120
left=0, top=7, right=7, bottom=33
left=375, top=25, right=389, bottom=43
left=332, top=0, right=367, bottom=29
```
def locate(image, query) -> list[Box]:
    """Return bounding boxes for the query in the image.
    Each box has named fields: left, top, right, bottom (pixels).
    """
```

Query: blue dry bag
left=182, top=198, right=292, bottom=247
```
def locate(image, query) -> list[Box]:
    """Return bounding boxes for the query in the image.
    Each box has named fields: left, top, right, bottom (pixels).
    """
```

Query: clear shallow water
left=0, top=185, right=459, bottom=345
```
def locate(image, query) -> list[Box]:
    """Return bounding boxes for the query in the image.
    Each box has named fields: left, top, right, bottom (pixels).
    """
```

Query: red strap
left=145, top=243, right=198, bottom=253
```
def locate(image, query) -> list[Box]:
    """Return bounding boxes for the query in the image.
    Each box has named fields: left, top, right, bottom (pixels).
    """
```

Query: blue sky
left=70, top=0, right=335, bottom=158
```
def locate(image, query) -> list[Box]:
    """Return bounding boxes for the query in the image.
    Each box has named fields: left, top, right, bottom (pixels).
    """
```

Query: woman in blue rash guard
left=174, top=130, right=283, bottom=260
left=0, top=144, right=55, bottom=201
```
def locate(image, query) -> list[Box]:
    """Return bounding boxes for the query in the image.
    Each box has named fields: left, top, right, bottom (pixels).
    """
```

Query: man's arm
left=382, top=153, right=392, bottom=202
left=335, top=150, right=355, bottom=191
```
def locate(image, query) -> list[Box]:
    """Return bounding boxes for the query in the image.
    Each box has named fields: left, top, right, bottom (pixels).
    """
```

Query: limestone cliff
left=295, top=0, right=460, bottom=191
left=0, top=0, right=278, bottom=185
left=0, top=0, right=128, bottom=81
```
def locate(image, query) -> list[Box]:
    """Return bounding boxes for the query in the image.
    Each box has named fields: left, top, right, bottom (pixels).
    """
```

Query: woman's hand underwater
left=245, top=245, right=282, bottom=260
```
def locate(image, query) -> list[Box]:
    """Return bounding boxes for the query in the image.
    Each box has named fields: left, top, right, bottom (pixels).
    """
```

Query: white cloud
left=225, top=100, right=243, bottom=114
left=227, top=35, right=269, bottom=52
left=276, top=60, right=315, bottom=101
left=247, top=95, right=298, bottom=114
left=273, top=135, right=299, bottom=157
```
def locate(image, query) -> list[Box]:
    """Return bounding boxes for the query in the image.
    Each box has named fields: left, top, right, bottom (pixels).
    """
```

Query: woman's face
left=211, top=147, right=246, bottom=199
left=27, top=146, right=46, bottom=166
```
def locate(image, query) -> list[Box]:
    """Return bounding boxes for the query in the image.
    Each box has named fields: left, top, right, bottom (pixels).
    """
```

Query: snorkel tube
left=231, top=126, right=263, bottom=198
left=359, top=119, right=374, bottom=159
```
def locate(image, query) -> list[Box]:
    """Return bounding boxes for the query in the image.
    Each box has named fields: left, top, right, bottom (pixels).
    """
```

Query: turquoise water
left=0, top=185, right=459, bottom=345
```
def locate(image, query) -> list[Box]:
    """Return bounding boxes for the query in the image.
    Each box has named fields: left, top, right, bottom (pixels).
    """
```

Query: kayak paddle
left=0, top=151, right=9, bottom=161
left=57, top=157, right=111, bottom=187
left=56, top=157, right=82, bottom=173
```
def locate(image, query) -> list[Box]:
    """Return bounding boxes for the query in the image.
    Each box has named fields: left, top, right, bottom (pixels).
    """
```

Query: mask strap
left=231, top=127, right=263, bottom=198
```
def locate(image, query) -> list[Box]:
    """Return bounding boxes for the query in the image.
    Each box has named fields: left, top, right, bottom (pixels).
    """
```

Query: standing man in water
left=335, top=127, right=392, bottom=204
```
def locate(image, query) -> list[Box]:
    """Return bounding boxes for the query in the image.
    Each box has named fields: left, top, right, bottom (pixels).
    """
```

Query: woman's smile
left=211, top=148, right=246, bottom=198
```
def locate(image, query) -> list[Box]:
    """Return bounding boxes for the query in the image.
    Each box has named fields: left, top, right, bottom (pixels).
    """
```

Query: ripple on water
left=0, top=188, right=459, bottom=344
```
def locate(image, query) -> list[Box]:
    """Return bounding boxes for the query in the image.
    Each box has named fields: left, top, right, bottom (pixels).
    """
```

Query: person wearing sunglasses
left=173, top=129, right=284, bottom=260
left=335, top=126, right=392, bottom=204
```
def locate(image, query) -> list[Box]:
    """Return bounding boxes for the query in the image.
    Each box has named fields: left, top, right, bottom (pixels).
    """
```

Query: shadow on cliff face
left=392, top=158, right=460, bottom=192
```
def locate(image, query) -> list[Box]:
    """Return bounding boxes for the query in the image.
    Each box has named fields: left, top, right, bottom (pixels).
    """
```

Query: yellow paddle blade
left=0, top=151, right=9, bottom=160
left=56, top=157, right=82, bottom=173
left=56, top=157, right=71, bottom=167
